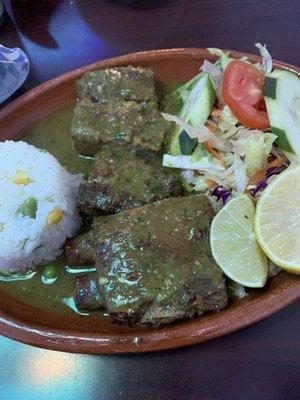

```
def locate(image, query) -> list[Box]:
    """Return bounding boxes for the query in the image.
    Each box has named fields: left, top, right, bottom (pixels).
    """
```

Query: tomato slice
left=222, top=60, right=269, bottom=129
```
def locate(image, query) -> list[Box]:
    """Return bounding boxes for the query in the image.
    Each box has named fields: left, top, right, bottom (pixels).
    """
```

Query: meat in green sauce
left=78, top=145, right=182, bottom=215
left=71, top=66, right=169, bottom=155
left=67, top=195, right=228, bottom=326
left=74, top=273, right=103, bottom=310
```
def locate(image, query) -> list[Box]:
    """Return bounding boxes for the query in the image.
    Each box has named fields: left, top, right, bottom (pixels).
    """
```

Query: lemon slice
left=255, top=165, right=300, bottom=274
left=210, top=194, right=268, bottom=287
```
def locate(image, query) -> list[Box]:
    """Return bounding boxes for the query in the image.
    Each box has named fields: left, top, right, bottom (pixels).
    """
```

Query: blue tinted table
left=0, top=1, right=300, bottom=399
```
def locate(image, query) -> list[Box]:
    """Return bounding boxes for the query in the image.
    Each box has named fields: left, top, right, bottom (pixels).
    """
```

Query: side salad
left=162, top=43, right=300, bottom=296
left=163, top=43, right=299, bottom=203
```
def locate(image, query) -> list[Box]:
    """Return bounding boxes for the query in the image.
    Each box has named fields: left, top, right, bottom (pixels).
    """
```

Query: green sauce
left=0, top=83, right=182, bottom=316
left=1, top=260, right=72, bottom=315
left=25, top=104, right=93, bottom=176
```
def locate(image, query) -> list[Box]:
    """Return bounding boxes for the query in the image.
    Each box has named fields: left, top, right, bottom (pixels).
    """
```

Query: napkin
left=0, top=44, right=30, bottom=103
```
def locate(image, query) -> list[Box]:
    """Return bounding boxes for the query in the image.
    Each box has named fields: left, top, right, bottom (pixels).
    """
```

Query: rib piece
left=77, top=66, right=157, bottom=103
left=65, top=230, right=95, bottom=266
left=78, top=146, right=182, bottom=215
left=66, top=196, right=228, bottom=326
left=71, top=66, right=168, bottom=155
left=74, top=273, right=103, bottom=310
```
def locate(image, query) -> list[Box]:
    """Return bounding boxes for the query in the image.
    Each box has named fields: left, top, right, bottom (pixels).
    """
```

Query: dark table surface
left=0, top=1, right=300, bottom=399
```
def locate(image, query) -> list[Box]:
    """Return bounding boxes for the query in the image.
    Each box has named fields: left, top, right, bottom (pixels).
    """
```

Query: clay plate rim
left=0, top=48, right=299, bottom=354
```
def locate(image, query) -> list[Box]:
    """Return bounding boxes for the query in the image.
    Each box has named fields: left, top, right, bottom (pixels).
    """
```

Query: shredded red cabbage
left=250, top=161, right=290, bottom=197
left=265, top=161, right=290, bottom=179
left=250, top=180, right=268, bottom=197
left=212, top=186, right=232, bottom=204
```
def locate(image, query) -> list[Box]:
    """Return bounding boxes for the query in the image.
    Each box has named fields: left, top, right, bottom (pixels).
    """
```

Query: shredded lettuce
left=220, top=154, right=248, bottom=191
left=244, top=133, right=276, bottom=176
left=201, top=59, right=223, bottom=92
left=201, top=59, right=220, bottom=76
left=162, top=113, right=212, bottom=142
left=205, top=50, right=231, bottom=107
left=231, top=131, right=277, bottom=177
left=181, top=170, right=198, bottom=192
left=181, top=169, right=195, bottom=183
left=163, top=154, right=225, bottom=174
left=207, top=48, right=228, bottom=58
left=218, top=105, right=238, bottom=132
left=182, top=171, right=225, bottom=193
left=233, top=154, right=248, bottom=192
left=193, top=176, right=211, bottom=191
left=181, top=169, right=209, bottom=191
left=207, top=48, right=231, bottom=71
left=255, top=42, right=272, bottom=73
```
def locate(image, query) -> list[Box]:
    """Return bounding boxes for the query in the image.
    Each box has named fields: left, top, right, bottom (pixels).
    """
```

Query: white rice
left=0, top=140, right=83, bottom=272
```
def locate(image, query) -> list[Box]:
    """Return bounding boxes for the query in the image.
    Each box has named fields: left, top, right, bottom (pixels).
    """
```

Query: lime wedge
left=210, top=194, right=268, bottom=287
left=255, top=165, right=300, bottom=274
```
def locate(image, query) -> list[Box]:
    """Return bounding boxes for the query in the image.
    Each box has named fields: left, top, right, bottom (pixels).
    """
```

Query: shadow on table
left=77, top=0, right=184, bottom=55
left=5, top=0, right=61, bottom=48
left=5, top=0, right=179, bottom=55
left=107, top=0, right=171, bottom=9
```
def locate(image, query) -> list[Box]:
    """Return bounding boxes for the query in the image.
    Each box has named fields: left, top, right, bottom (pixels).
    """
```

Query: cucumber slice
left=179, top=130, right=198, bottom=155
left=169, top=73, right=216, bottom=155
left=270, top=127, right=293, bottom=153
left=264, top=77, right=277, bottom=99
left=264, top=70, right=300, bottom=156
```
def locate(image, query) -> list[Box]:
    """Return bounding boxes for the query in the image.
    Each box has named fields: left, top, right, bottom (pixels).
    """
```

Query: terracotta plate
left=0, top=49, right=299, bottom=354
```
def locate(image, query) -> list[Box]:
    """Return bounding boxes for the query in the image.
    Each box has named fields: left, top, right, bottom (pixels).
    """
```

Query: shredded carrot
left=248, top=170, right=265, bottom=186
left=205, top=121, right=219, bottom=133
left=204, top=142, right=225, bottom=165
left=211, top=108, right=221, bottom=118
left=249, top=156, right=287, bottom=185
left=205, top=179, right=218, bottom=189
left=267, top=155, right=287, bottom=169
